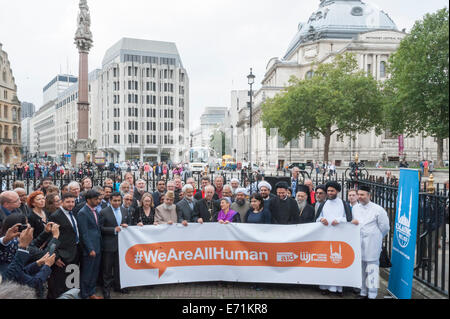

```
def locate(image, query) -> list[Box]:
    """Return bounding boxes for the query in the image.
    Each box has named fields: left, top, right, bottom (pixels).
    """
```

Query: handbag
left=379, top=246, right=392, bottom=268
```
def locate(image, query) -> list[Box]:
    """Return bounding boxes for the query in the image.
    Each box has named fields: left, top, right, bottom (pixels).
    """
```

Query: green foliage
left=384, top=8, right=449, bottom=140
left=261, top=53, right=384, bottom=161
left=383, top=7, right=449, bottom=166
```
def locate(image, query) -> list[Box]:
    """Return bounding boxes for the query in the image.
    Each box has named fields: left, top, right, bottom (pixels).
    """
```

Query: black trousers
left=47, top=247, right=80, bottom=299
left=102, top=250, right=121, bottom=291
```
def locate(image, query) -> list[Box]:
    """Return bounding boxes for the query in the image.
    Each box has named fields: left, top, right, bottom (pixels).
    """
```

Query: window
left=277, top=136, right=286, bottom=148
left=304, top=132, right=313, bottom=149
left=12, top=107, right=17, bottom=121
left=305, top=71, right=314, bottom=79
left=380, top=61, right=386, bottom=78
left=290, top=138, right=299, bottom=148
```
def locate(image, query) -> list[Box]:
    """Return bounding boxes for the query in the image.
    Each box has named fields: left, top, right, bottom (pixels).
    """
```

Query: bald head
left=0, top=191, right=20, bottom=211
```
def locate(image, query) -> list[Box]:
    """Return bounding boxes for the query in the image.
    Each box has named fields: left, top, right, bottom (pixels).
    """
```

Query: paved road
left=106, top=279, right=393, bottom=300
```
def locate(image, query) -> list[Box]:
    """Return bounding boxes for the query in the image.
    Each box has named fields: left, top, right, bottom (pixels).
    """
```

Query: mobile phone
left=17, top=224, right=27, bottom=232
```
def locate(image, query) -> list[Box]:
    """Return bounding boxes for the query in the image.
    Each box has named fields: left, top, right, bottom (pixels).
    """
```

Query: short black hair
left=84, top=190, right=100, bottom=200
left=61, top=193, right=76, bottom=201
left=275, top=181, right=290, bottom=190
left=60, top=183, right=69, bottom=191
left=110, top=192, right=122, bottom=199
left=315, top=184, right=326, bottom=192
left=103, top=185, right=113, bottom=192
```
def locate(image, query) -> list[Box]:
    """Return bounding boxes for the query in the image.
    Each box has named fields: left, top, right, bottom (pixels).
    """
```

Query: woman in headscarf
left=217, top=198, right=241, bottom=224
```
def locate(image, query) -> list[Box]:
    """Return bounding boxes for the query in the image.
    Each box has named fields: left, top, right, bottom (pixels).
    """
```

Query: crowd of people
left=0, top=169, right=390, bottom=300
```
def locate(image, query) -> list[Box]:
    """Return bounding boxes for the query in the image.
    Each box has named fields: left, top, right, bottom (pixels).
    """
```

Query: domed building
left=0, top=43, right=22, bottom=165
left=237, top=0, right=448, bottom=168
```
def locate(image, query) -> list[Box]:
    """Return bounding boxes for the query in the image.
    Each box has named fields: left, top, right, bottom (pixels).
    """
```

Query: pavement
left=101, top=265, right=448, bottom=300
left=105, top=277, right=393, bottom=300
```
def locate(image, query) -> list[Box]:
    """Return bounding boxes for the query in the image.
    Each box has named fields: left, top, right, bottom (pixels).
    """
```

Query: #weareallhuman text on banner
left=118, top=223, right=362, bottom=288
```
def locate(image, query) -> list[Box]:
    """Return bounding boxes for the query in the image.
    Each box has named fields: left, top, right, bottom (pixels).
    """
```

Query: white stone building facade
left=236, top=0, right=449, bottom=168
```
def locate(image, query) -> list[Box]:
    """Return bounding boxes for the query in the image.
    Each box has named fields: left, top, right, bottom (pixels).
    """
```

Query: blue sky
left=1, top=0, right=448, bottom=130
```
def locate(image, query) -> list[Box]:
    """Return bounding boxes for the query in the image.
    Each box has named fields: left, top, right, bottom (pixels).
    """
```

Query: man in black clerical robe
left=270, top=182, right=300, bottom=225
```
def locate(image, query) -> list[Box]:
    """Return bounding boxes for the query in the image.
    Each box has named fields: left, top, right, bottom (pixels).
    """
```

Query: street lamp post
left=66, top=120, right=69, bottom=161
left=247, top=68, right=255, bottom=176
left=130, top=133, right=134, bottom=163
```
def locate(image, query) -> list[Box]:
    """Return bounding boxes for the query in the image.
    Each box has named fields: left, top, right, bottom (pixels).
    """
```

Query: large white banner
left=118, top=223, right=362, bottom=289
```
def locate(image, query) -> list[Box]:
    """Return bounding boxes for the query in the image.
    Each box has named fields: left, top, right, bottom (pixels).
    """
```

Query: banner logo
left=330, top=244, right=343, bottom=265
left=125, top=241, right=355, bottom=278
left=396, top=187, right=413, bottom=248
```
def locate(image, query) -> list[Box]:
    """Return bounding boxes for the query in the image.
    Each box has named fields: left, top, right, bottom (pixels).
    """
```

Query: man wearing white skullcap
left=258, top=181, right=275, bottom=204
left=230, top=179, right=240, bottom=195
left=231, top=188, right=251, bottom=221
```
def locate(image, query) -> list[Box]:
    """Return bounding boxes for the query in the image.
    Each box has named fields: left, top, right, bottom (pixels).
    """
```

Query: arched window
left=306, top=70, right=314, bottom=79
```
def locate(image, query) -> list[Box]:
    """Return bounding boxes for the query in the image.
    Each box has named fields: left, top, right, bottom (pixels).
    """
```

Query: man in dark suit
left=76, top=190, right=103, bottom=300
left=295, top=185, right=316, bottom=224
left=176, top=184, right=197, bottom=223
left=132, top=179, right=147, bottom=209
left=270, top=182, right=300, bottom=225
left=47, top=193, right=81, bottom=299
left=152, top=180, right=166, bottom=208
left=193, top=186, right=221, bottom=223
left=122, top=193, right=135, bottom=223
left=99, top=192, right=132, bottom=298
left=0, top=191, right=21, bottom=227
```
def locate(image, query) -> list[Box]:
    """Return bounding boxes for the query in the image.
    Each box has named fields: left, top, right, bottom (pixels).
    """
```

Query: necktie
left=68, top=211, right=79, bottom=244
left=91, top=208, right=98, bottom=225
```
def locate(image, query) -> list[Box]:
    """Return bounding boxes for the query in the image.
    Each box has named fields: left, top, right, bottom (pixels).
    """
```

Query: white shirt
left=316, top=198, right=347, bottom=224
left=352, top=201, right=390, bottom=261
left=60, top=207, right=79, bottom=239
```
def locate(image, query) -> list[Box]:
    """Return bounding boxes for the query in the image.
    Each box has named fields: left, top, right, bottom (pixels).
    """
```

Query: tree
left=261, top=53, right=384, bottom=163
left=383, top=8, right=449, bottom=167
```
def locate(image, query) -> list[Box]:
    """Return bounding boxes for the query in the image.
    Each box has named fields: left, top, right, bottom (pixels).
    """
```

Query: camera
left=17, top=224, right=28, bottom=232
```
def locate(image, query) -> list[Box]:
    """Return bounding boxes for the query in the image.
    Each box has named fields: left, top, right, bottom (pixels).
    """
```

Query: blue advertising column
left=388, top=169, right=420, bottom=299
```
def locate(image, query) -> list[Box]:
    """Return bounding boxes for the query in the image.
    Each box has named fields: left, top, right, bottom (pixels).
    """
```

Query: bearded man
left=230, top=188, right=250, bottom=221
left=295, top=185, right=315, bottom=224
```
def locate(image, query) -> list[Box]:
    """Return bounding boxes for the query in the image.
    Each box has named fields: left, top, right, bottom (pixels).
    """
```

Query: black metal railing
left=1, top=168, right=448, bottom=295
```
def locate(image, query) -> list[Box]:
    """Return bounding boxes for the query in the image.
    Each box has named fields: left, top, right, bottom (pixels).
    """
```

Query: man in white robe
left=316, top=181, right=352, bottom=296
left=351, top=185, right=390, bottom=299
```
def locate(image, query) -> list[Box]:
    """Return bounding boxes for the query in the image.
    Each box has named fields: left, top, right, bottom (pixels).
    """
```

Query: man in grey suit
left=99, top=192, right=132, bottom=299
left=176, top=184, right=197, bottom=223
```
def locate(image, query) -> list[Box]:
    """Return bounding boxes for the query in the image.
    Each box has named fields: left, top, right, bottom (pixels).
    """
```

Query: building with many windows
left=29, top=37, right=190, bottom=164
left=95, top=38, right=190, bottom=163
left=0, top=43, right=21, bottom=165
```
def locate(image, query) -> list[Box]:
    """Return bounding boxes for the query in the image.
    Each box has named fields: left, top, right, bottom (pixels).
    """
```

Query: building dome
left=284, top=0, right=398, bottom=59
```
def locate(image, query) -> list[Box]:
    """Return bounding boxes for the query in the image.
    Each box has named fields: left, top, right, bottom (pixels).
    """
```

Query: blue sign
left=64, top=154, right=72, bottom=158
left=388, top=169, right=420, bottom=299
